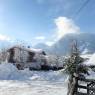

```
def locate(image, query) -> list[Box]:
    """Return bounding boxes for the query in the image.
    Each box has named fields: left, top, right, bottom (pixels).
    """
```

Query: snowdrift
left=86, top=53, right=95, bottom=66
left=0, top=63, right=21, bottom=80
left=0, top=63, right=67, bottom=81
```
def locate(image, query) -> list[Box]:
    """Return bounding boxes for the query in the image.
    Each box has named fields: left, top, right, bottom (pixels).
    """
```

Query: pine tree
left=65, top=40, right=89, bottom=95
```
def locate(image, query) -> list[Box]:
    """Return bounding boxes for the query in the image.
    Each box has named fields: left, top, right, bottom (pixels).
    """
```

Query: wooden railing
left=75, top=78, right=95, bottom=95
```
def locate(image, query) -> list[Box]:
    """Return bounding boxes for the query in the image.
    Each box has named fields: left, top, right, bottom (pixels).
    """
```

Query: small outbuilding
left=6, top=46, right=47, bottom=70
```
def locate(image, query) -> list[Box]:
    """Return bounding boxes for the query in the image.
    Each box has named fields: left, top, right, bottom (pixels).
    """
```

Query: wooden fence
left=74, top=78, right=95, bottom=95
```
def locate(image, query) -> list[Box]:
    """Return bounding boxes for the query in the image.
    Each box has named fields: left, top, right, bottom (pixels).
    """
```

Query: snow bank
left=85, top=69, right=95, bottom=80
left=0, top=63, right=67, bottom=81
left=0, top=63, right=19, bottom=80
left=84, top=53, right=95, bottom=66
left=28, top=71, right=67, bottom=82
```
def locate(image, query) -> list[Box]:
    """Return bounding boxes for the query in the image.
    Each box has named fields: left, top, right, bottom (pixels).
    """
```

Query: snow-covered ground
left=0, top=63, right=68, bottom=95
left=0, top=54, right=95, bottom=95
left=0, top=80, right=68, bottom=95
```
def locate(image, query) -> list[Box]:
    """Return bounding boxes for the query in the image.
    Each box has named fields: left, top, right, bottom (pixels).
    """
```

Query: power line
left=72, top=0, right=90, bottom=19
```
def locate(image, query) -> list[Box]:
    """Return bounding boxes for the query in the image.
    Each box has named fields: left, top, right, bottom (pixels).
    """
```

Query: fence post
left=67, top=76, right=78, bottom=95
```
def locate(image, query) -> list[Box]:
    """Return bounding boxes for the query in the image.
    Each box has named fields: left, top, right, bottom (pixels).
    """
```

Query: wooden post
left=67, top=75, right=78, bottom=95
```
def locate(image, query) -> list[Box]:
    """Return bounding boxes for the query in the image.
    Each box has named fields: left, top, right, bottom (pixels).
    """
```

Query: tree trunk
left=67, top=75, right=78, bottom=95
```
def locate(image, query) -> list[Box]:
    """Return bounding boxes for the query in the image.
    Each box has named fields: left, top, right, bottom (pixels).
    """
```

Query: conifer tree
left=65, top=40, right=89, bottom=95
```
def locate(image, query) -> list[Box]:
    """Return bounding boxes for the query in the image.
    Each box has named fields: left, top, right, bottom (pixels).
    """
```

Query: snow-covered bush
left=0, top=48, right=9, bottom=63
left=46, top=55, right=66, bottom=68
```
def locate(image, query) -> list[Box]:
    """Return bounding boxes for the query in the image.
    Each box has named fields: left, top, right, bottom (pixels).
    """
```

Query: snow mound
left=85, top=69, right=95, bottom=80
left=28, top=71, right=67, bottom=82
left=0, top=63, right=67, bottom=81
left=85, top=53, right=95, bottom=66
left=0, top=63, right=21, bottom=80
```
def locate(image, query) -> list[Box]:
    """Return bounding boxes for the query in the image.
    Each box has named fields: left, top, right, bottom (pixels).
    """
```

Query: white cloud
left=0, top=34, right=11, bottom=41
left=33, top=17, right=80, bottom=47
left=45, top=16, right=80, bottom=46
left=55, top=17, right=80, bottom=40
left=35, top=36, right=45, bottom=40
left=46, top=41, right=55, bottom=46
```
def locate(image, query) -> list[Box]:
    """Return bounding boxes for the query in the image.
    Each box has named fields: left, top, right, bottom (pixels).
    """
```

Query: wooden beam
left=77, top=92, right=87, bottom=95
left=78, top=78, right=95, bottom=82
left=78, top=85, right=87, bottom=89
left=78, top=84, right=95, bottom=90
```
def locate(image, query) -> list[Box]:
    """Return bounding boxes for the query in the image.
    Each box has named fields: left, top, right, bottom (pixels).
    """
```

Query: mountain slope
left=50, top=33, right=95, bottom=55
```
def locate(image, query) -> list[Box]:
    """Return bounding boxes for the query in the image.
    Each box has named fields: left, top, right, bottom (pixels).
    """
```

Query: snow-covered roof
left=8, top=45, right=45, bottom=54
left=30, top=48, right=44, bottom=53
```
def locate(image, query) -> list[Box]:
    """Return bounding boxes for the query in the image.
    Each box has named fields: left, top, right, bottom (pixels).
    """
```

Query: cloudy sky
left=0, top=0, right=95, bottom=46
